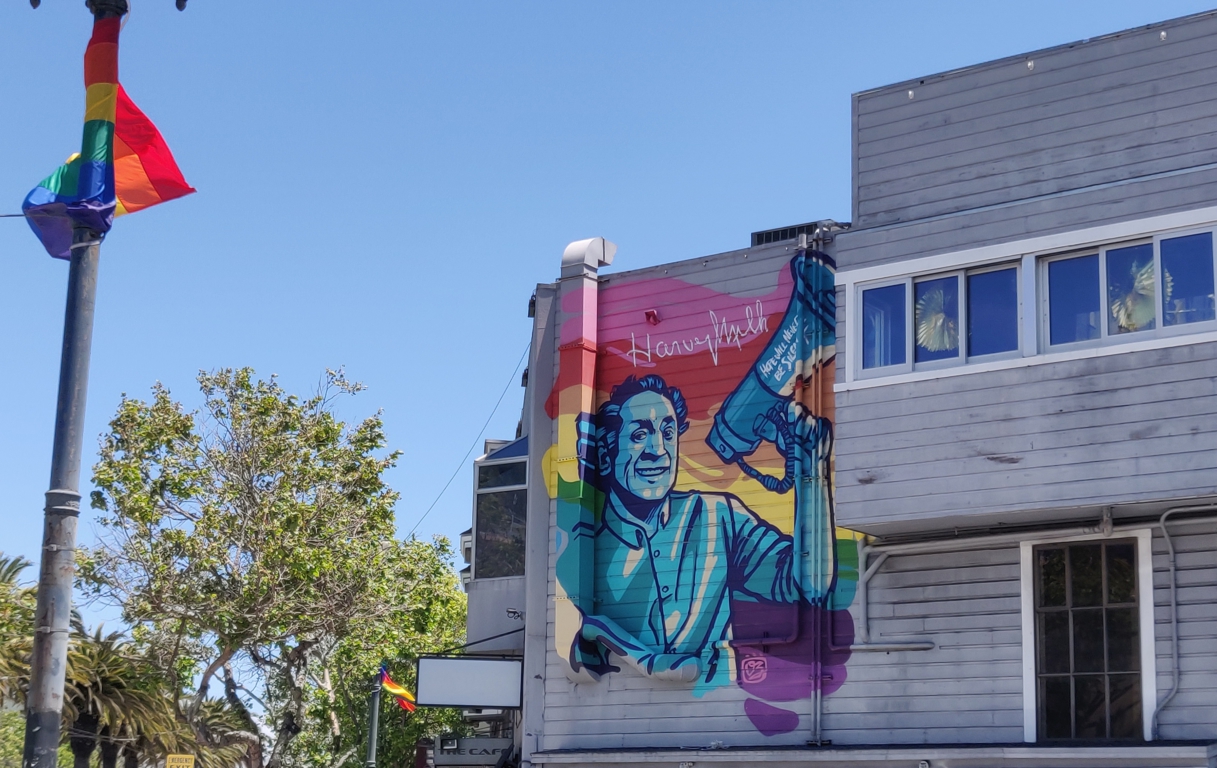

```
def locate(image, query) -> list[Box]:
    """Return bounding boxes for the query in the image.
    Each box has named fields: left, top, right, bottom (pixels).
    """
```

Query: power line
left=407, top=342, right=530, bottom=537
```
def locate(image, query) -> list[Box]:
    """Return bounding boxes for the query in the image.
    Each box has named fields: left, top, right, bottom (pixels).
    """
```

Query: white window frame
left=855, top=262, right=1023, bottom=379
left=838, top=204, right=1217, bottom=392
left=1040, top=239, right=1160, bottom=351
left=1153, top=227, right=1217, bottom=337
left=964, top=261, right=1025, bottom=364
left=857, top=278, right=912, bottom=377
left=1019, top=529, right=1157, bottom=743
left=471, top=455, right=529, bottom=582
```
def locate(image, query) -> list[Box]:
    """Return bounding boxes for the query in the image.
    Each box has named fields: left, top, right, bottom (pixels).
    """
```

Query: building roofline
left=854, top=8, right=1217, bottom=99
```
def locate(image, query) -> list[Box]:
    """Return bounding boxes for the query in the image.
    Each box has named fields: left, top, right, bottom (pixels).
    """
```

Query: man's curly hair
left=595, top=375, right=689, bottom=478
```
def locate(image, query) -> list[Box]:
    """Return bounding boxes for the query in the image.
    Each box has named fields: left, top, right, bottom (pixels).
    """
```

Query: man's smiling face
left=612, top=391, right=678, bottom=503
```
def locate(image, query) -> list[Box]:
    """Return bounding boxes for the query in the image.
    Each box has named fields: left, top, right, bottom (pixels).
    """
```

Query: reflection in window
left=478, top=461, right=526, bottom=489
left=967, top=268, right=1019, bottom=356
left=1161, top=232, right=1216, bottom=327
left=1107, top=243, right=1156, bottom=334
left=914, top=276, right=959, bottom=363
left=862, top=284, right=906, bottom=369
left=1049, top=254, right=1100, bottom=345
left=1035, top=541, right=1141, bottom=741
left=475, top=489, right=526, bottom=579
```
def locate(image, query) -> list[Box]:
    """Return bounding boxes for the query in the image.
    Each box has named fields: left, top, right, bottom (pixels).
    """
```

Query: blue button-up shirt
left=592, top=488, right=800, bottom=680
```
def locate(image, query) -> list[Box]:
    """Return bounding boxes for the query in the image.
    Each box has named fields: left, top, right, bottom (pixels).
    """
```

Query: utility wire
left=407, top=341, right=530, bottom=537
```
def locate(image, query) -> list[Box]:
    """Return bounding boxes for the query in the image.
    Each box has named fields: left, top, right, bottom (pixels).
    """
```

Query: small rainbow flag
left=380, top=666, right=416, bottom=712
left=23, top=15, right=194, bottom=260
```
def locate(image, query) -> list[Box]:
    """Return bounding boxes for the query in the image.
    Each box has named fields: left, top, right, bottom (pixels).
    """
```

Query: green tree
left=85, top=368, right=465, bottom=768
left=0, top=555, right=35, bottom=709
left=284, top=537, right=467, bottom=768
left=0, top=555, right=208, bottom=768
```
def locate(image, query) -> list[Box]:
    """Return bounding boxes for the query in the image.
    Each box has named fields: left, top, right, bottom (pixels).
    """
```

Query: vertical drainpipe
left=553, top=238, right=615, bottom=684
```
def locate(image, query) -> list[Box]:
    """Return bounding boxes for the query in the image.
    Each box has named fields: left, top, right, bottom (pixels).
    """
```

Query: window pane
left=1074, top=675, right=1107, bottom=739
left=862, top=284, right=906, bottom=369
left=1040, top=612, right=1071, bottom=674
left=475, top=489, right=527, bottom=579
left=1070, top=544, right=1103, bottom=607
left=1049, top=255, right=1100, bottom=345
left=1161, top=232, right=1216, bottom=327
left=1109, top=674, right=1142, bottom=739
left=1073, top=609, right=1105, bottom=673
left=1107, top=608, right=1140, bottom=672
left=1107, top=243, right=1156, bottom=334
left=478, top=461, right=526, bottom=489
left=914, top=276, right=960, bottom=363
left=1038, top=548, right=1067, bottom=607
left=1107, top=543, right=1136, bottom=604
left=967, top=267, right=1019, bottom=356
left=1042, top=677, right=1073, bottom=739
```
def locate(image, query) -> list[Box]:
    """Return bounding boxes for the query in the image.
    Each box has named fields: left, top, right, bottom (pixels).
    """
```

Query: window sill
left=836, top=327, right=1217, bottom=392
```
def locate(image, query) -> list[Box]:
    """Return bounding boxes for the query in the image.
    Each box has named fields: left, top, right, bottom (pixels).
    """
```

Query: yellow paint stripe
left=84, top=82, right=117, bottom=124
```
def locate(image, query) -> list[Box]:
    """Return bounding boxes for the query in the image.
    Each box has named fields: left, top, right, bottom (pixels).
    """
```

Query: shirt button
left=653, top=549, right=661, bottom=557
left=662, top=586, right=670, bottom=594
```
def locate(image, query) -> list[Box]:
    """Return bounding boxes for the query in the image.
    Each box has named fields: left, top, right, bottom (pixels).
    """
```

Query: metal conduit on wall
left=847, top=504, right=1217, bottom=743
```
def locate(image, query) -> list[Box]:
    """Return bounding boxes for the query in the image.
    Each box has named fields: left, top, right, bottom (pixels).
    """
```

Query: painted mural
left=547, top=250, right=859, bottom=737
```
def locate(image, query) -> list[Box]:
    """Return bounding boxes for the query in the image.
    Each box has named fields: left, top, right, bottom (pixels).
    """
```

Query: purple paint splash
left=730, top=600, right=853, bottom=702
left=744, top=698, right=800, bottom=736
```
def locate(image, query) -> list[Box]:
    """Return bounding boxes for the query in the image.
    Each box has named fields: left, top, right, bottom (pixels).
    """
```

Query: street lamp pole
left=22, top=4, right=125, bottom=767
left=23, top=229, right=103, bottom=768
left=365, top=677, right=382, bottom=768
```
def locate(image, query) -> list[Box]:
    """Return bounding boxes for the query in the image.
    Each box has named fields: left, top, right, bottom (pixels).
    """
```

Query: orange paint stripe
left=113, top=135, right=162, bottom=215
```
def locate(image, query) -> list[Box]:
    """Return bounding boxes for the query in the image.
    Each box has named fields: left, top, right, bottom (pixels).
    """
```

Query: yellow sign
left=166, top=756, right=195, bottom=768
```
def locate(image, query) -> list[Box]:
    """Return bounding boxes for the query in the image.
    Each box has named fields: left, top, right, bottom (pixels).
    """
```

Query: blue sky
left=1, top=1, right=1212, bottom=622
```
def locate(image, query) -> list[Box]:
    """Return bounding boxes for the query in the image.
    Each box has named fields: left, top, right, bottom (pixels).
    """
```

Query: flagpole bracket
left=85, top=0, right=129, bottom=17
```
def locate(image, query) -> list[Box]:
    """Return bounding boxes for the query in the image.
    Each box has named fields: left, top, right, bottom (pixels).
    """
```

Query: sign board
left=415, top=656, right=522, bottom=708
left=433, top=737, right=513, bottom=767
left=165, top=756, right=195, bottom=768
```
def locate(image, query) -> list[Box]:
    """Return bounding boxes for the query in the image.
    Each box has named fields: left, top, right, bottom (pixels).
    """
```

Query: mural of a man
left=578, top=374, right=827, bottom=684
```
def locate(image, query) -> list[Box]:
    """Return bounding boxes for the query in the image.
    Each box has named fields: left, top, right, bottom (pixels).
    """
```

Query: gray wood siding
left=822, top=524, right=1217, bottom=745
left=837, top=163, right=1217, bottom=272
left=824, top=545, right=1025, bottom=744
left=852, top=11, right=1217, bottom=231
left=536, top=519, right=1217, bottom=749
left=835, top=342, right=1217, bottom=533
left=1152, top=520, right=1217, bottom=741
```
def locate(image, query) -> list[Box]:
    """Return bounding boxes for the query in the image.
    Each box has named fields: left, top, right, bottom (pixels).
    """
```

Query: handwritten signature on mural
left=626, top=301, right=770, bottom=367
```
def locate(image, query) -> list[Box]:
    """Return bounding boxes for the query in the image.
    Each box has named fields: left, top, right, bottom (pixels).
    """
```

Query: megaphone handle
left=735, top=413, right=796, bottom=494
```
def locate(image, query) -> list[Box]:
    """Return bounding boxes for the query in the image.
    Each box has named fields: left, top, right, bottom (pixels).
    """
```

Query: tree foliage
left=0, top=554, right=239, bottom=768
left=84, top=368, right=466, bottom=768
left=285, top=537, right=467, bottom=768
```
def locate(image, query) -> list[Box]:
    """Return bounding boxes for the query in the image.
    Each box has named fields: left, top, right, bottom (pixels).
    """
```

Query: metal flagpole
left=364, top=676, right=382, bottom=768
left=23, top=224, right=104, bottom=768
left=23, top=5, right=126, bottom=763
left=23, top=2, right=185, bottom=765
left=22, top=3, right=187, bottom=764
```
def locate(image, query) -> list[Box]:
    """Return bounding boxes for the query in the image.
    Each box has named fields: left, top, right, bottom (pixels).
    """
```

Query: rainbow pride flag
left=379, top=666, right=416, bottom=712
left=23, top=16, right=194, bottom=260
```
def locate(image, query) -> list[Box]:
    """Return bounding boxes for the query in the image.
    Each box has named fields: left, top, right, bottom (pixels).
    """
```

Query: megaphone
left=706, top=251, right=835, bottom=476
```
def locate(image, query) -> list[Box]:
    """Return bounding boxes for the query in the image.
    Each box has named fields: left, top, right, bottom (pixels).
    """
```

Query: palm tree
left=0, top=555, right=35, bottom=707
left=1, top=556, right=247, bottom=768
left=65, top=627, right=180, bottom=768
